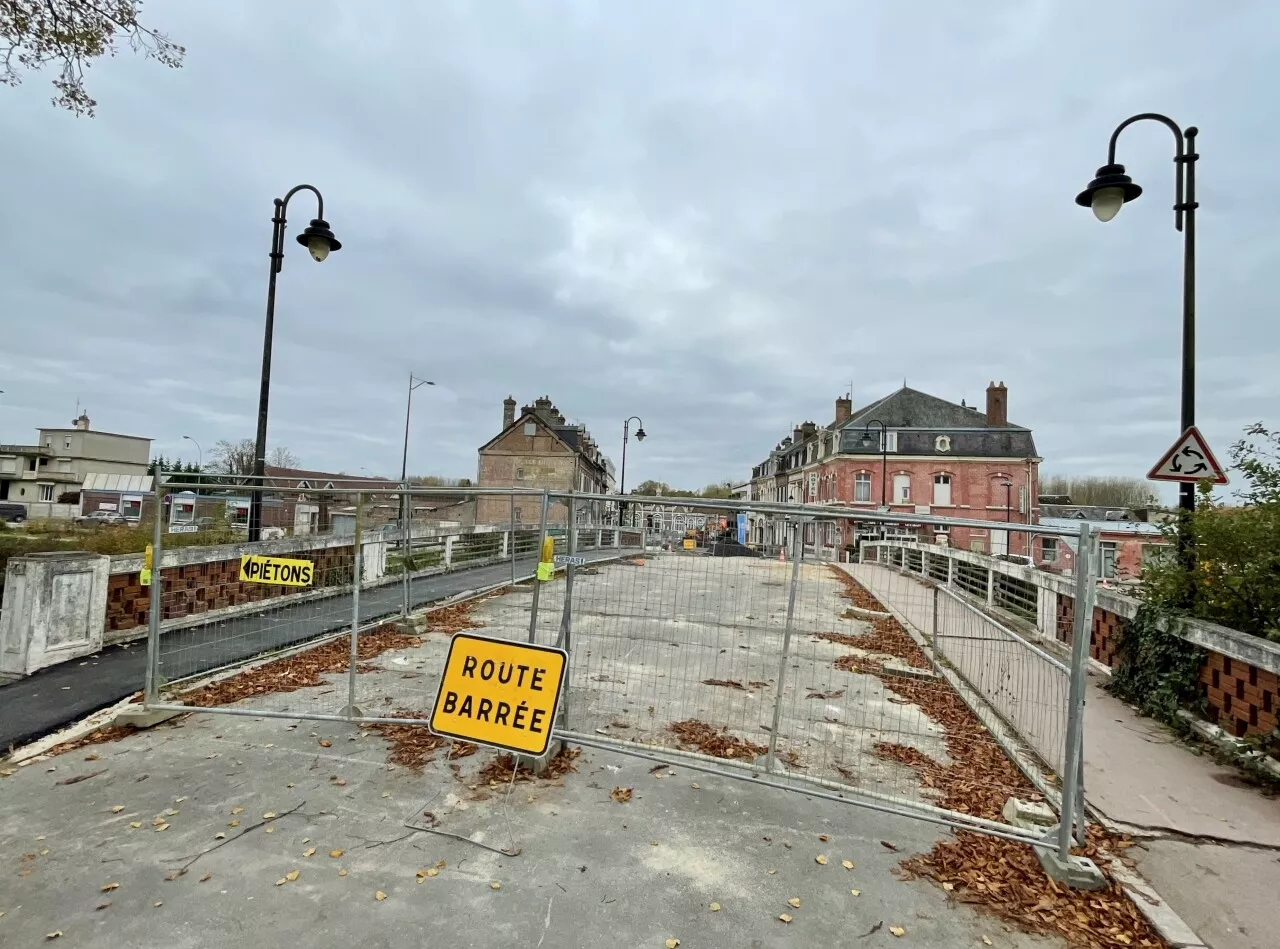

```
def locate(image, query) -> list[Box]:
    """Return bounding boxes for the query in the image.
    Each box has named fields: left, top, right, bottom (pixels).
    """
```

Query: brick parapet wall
left=105, top=544, right=355, bottom=633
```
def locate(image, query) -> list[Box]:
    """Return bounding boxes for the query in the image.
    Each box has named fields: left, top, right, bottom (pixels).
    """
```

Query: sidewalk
left=843, top=561, right=1280, bottom=949
left=0, top=548, right=638, bottom=751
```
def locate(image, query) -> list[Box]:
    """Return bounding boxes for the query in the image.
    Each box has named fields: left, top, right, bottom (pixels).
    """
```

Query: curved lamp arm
left=1106, top=113, right=1196, bottom=233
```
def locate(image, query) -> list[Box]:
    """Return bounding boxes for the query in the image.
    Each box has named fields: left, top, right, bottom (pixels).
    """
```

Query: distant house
left=1034, top=511, right=1171, bottom=581
left=475, top=396, right=614, bottom=526
left=1, top=413, right=151, bottom=515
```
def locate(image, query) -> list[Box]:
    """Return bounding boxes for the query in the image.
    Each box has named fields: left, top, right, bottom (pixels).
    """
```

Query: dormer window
left=935, top=435, right=951, bottom=452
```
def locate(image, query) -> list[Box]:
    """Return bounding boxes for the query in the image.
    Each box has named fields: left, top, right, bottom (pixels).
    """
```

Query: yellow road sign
left=239, top=554, right=315, bottom=587
left=430, top=633, right=566, bottom=756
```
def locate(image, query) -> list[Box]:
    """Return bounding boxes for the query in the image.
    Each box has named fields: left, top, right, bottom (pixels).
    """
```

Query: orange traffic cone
left=778, top=545, right=786, bottom=563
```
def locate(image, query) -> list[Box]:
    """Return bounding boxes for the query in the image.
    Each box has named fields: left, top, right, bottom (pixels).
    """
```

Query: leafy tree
left=1040, top=475, right=1156, bottom=507
left=700, top=481, right=735, bottom=499
left=1, top=1, right=185, bottom=115
left=267, top=446, right=301, bottom=469
left=209, top=439, right=300, bottom=476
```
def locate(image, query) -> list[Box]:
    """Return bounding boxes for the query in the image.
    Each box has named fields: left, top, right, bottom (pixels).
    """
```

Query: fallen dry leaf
left=338, top=868, right=348, bottom=877
left=214, top=832, right=226, bottom=840
left=155, top=823, right=169, bottom=832
left=303, top=848, right=316, bottom=858
left=851, top=889, right=862, bottom=897
left=416, top=868, right=428, bottom=882
left=942, top=881, right=954, bottom=892
left=778, top=914, right=793, bottom=924
left=709, top=902, right=721, bottom=912
left=200, top=874, right=212, bottom=883
left=767, top=868, right=777, bottom=875
left=151, top=817, right=165, bottom=827
left=285, top=869, right=300, bottom=882
left=100, top=882, right=120, bottom=892
left=666, top=940, right=680, bottom=949
left=275, top=877, right=288, bottom=886
left=319, top=739, right=332, bottom=748
left=163, top=808, right=179, bottom=817
left=690, top=783, right=700, bottom=790
left=263, top=811, right=277, bottom=820
left=426, top=867, right=439, bottom=877
left=175, top=797, right=186, bottom=803
left=610, top=786, right=633, bottom=803
left=227, top=820, right=240, bottom=828
left=46, top=931, right=63, bottom=940
left=230, top=806, right=244, bottom=815
left=96, top=901, right=112, bottom=911
left=490, top=882, right=501, bottom=890
left=265, top=827, right=275, bottom=834
left=889, top=926, right=906, bottom=937
left=815, top=854, right=828, bottom=865
left=787, top=897, right=801, bottom=908
left=332, top=778, right=347, bottom=787
left=152, top=901, right=162, bottom=908
left=128, top=821, right=142, bottom=829
left=842, top=860, right=854, bottom=870
left=111, top=805, right=125, bottom=813
left=329, top=849, right=344, bottom=858
left=982, top=938, right=992, bottom=946
left=881, top=840, right=899, bottom=852
left=375, top=891, right=387, bottom=901
left=819, top=834, right=829, bottom=842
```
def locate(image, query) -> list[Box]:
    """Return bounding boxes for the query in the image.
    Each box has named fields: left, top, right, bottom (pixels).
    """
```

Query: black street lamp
left=619, top=416, right=646, bottom=527
left=858, top=419, right=888, bottom=507
left=1076, top=114, right=1197, bottom=520
left=248, top=185, right=341, bottom=541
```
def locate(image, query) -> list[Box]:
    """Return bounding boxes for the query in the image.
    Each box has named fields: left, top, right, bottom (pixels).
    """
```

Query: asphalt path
left=0, top=549, right=637, bottom=751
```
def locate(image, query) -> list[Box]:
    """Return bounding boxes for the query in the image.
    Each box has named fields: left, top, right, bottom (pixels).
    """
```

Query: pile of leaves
left=817, top=626, right=931, bottom=669
left=180, top=625, right=421, bottom=708
left=828, top=566, right=892, bottom=613
left=832, top=576, right=1160, bottom=949
left=667, top=718, right=767, bottom=762
left=366, top=715, right=477, bottom=771
left=476, top=745, right=581, bottom=785
left=425, top=599, right=487, bottom=635
left=47, top=725, right=137, bottom=756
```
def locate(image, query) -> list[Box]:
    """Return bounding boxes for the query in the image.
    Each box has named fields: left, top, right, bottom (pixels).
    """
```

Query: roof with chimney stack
left=478, top=395, right=612, bottom=473
left=835, top=384, right=1037, bottom=458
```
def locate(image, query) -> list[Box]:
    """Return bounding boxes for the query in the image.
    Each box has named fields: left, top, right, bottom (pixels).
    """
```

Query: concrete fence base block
left=843, top=605, right=892, bottom=620
left=115, top=703, right=186, bottom=730
left=1037, top=846, right=1106, bottom=890
left=1002, top=796, right=1056, bottom=830
left=882, top=661, right=939, bottom=681
left=516, top=738, right=564, bottom=777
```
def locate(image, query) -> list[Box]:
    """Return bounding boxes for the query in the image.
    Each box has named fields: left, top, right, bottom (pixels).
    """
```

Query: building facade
left=475, top=396, right=614, bottom=526
left=749, top=383, right=1041, bottom=557
left=1, top=414, right=151, bottom=511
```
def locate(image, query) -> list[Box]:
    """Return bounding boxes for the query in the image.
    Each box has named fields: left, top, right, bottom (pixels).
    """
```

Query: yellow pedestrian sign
left=239, top=554, right=315, bottom=587
left=430, top=633, right=566, bottom=756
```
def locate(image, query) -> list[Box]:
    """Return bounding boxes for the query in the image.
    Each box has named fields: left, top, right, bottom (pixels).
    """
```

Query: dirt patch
left=366, top=713, right=478, bottom=771
left=702, top=678, right=747, bottom=690
left=668, top=719, right=767, bottom=763
left=179, top=626, right=422, bottom=708
left=834, top=574, right=1159, bottom=949
left=475, top=745, right=582, bottom=785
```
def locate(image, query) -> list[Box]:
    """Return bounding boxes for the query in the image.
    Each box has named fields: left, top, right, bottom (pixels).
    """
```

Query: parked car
left=75, top=510, right=128, bottom=526
left=0, top=502, right=27, bottom=523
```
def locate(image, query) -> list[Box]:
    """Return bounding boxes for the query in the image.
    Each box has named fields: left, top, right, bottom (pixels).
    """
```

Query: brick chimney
left=800, top=421, right=818, bottom=437
left=986, top=381, right=1008, bottom=427
left=502, top=396, right=516, bottom=430
left=835, top=395, right=852, bottom=426
left=73, top=413, right=90, bottom=431
left=792, top=425, right=804, bottom=444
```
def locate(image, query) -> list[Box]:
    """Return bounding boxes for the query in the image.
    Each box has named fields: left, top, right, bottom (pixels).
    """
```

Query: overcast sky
left=2, top=1, right=1276, bottom=500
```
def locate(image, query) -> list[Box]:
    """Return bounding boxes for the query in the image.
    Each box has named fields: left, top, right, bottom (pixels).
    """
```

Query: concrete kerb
left=3, top=693, right=140, bottom=765
left=1105, top=856, right=1211, bottom=949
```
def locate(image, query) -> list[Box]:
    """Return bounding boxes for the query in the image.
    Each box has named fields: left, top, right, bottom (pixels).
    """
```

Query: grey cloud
left=2, top=0, right=1278, bottom=498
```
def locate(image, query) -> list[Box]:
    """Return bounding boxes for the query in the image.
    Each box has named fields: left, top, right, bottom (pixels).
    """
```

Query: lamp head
left=1075, top=163, right=1142, bottom=222
left=297, top=218, right=342, bottom=261
left=635, top=427, right=646, bottom=441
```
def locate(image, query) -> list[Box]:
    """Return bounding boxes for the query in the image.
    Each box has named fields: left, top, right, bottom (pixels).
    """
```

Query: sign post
left=429, top=633, right=567, bottom=757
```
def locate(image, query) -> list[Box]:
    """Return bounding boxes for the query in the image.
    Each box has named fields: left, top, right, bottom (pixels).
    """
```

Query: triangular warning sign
left=1147, top=426, right=1229, bottom=484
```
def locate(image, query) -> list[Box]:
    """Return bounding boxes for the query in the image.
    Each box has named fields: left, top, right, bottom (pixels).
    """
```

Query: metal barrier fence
left=141, top=483, right=1098, bottom=883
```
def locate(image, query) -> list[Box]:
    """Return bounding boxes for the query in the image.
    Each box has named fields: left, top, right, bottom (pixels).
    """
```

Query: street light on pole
left=1076, top=114, right=1198, bottom=523
left=248, top=185, right=342, bottom=542
left=400, top=374, right=435, bottom=485
left=619, top=415, right=646, bottom=527
left=857, top=419, right=889, bottom=508
left=182, top=435, right=203, bottom=471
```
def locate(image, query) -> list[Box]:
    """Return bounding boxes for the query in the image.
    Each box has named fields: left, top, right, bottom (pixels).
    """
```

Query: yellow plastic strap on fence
left=536, top=535, right=556, bottom=582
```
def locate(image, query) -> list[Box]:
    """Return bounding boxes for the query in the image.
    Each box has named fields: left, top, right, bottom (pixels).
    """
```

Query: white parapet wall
left=0, top=552, right=110, bottom=678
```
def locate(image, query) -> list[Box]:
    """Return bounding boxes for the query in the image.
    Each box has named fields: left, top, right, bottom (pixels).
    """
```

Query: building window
left=854, top=472, right=872, bottom=502
left=882, top=431, right=898, bottom=452
left=515, top=467, right=525, bottom=480
left=39, top=484, right=54, bottom=502
left=933, top=474, right=952, bottom=506
left=935, top=435, right=951, bottom=452
left=173, top=501, right=195, bottom=524
left=64, top=437, right=72, bottom=449
left=1100, top=541, right=1119, bottom=579
left=1141, top=543, right=1170, bottom=570
left=1040, top=536, right=1058, bottom=562
left=893, top=473, right=911, bottom=502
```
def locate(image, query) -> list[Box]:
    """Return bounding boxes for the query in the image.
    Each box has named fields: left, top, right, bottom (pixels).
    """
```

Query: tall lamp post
left=619, top=415, right=646, bottom=527
left=182, top=435, right=203, bottom=471
left=399, top=373, right=434, bottom=546
left=858, top=419, right=889, bottom=507
left=1076, top=114, right=1197, bottom=521
left=248, top=185, right=341, bottom=541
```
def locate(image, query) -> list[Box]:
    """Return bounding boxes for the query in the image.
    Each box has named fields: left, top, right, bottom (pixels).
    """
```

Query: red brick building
left=750, top=383, right=1041, bottom=557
